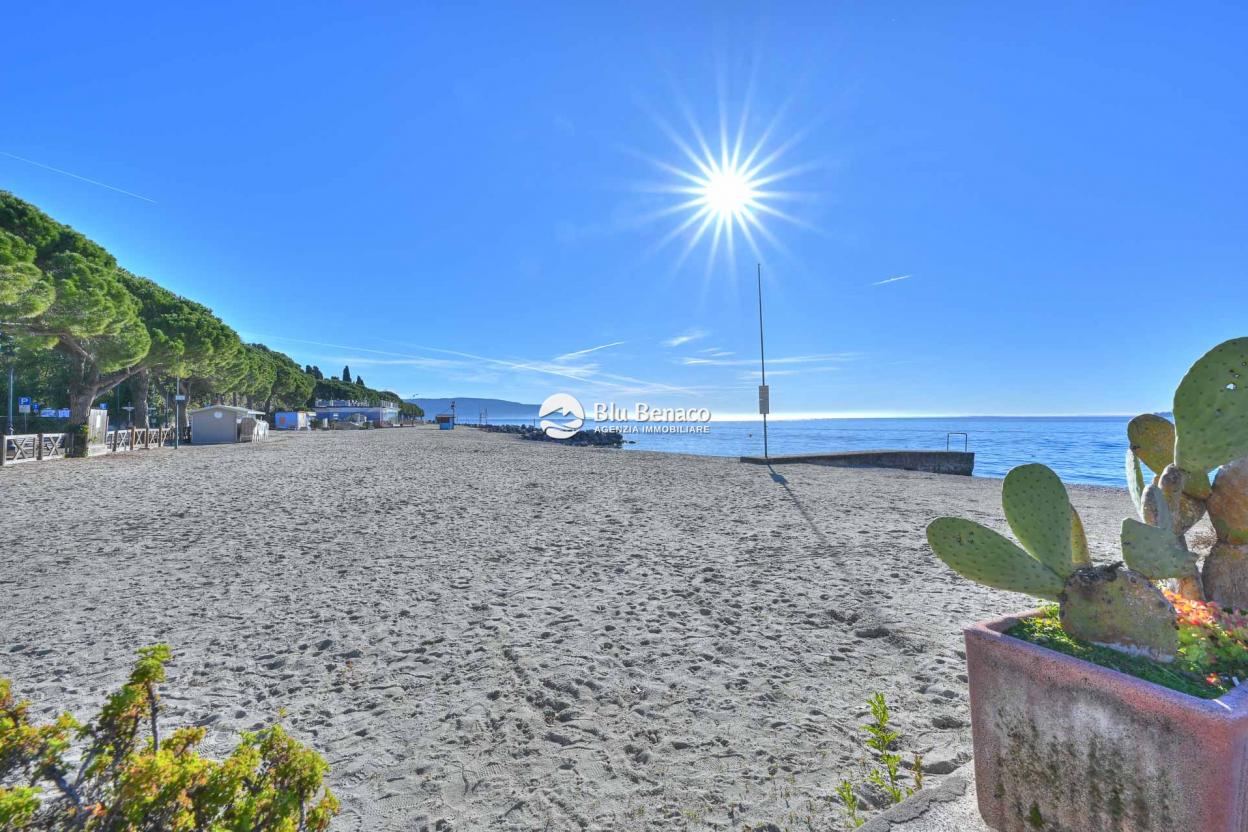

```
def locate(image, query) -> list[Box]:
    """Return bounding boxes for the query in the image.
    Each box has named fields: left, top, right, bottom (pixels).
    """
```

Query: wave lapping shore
left=0, top=426, right=1133, bottom=830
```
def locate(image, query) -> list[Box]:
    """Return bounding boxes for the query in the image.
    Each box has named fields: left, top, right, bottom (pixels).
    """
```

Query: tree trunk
left=130, top=369, right=151, bottom=427
left=69, top=387, right=96, bottom=426
left=67, top=357, right=102, bottom=426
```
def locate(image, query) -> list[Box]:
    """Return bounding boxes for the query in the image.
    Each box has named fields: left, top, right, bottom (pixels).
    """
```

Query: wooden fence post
left=129, top=426, right=136, bottom=452
left=111, top=430, right=118, bottom=452
left=36, top=432, right=43, bottom=461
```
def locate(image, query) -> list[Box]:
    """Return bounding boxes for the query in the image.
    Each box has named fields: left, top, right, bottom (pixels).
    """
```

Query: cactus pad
left=1126, top=449, right=1146, bottom=517
left=1127, top=413, right=1175, bottom=474
left=927, top=517, right=1064, bottom=600
left=1208, top=457, right=1248, bottom=545
left=1121, top=518, right=1194, bottom=579
left=1001, top=463, right=1074, bottom=578
left=1059, top=564, right=1178, bottom=662
left=1140, top=483, right=1174, bottom=533
left=1173, top=337, right=1248, bottom=474
left=1203, top=543, right=1248, bottom=611
left=1071, top=507, right=1092, bottom=567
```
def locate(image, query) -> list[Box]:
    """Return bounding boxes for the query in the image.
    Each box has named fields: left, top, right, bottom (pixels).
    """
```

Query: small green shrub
left=0, top=645, right=338, bottom=831
left=835, top=694, right=924, bottom=828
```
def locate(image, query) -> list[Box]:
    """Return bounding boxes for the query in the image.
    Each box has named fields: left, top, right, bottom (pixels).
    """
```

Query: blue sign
left=99, top=403, right=108, bottom=410
left=31, top=403, right=40, bottom=414
left=59, top=408, right=70, bottom=418
left=18, top=396, right=31, bottom=414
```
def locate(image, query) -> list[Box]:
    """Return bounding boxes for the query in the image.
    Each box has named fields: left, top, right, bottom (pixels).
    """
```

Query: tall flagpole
left=757, top=263, right=769, bottom=459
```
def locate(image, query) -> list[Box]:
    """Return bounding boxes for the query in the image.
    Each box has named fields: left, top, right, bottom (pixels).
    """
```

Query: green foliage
left=1, top=192, right=315, bottom=423
left=862, top=694, right=914, bottom=806
left=340, top=366, right=351, bottom=384
left=0, top=230, right=54, bottom=321
left=312, top=378, right=379, bottom=406
left=0, top=785, right=39, bottom=830
left=835, top=780, right=863, bottom=828
left=833, top=694, right=923, bottom=827
left=0, top=646, right=338, bottom=831
left=1008, top=607, right=1236, bottom=699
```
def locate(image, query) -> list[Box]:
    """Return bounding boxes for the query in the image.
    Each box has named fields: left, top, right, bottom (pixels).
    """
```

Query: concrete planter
left=965, top=610, right=1248, bottom=831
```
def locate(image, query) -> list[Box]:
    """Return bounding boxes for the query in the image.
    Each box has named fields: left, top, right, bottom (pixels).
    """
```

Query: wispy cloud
left=663, top=328, right=708, bottom=348
left=251, top=333, right=699, bottom=398
left=871, top=274, right=912, bottom=286
left=680, top=352, right=859, bottom=367
left=699, top=347, right=733, bottom=357
left=737, top=366, right=842, bottom=381
left=553, top=340, right=626, bottom=362
left=0, top=151, right=157, bottom=203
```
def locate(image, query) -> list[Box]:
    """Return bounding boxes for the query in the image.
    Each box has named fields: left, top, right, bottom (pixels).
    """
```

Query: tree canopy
left=0, top=191, right=335, bottom=424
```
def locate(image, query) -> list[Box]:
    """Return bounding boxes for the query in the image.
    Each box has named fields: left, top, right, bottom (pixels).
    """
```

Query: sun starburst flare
left=635, top=92, right=817, bottom=277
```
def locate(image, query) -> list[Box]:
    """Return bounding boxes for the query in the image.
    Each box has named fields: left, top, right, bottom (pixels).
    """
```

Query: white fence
left=2, top=427, right=176, bottom=466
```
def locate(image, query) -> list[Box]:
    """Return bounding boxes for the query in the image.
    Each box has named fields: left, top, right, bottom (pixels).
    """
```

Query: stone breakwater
left=471, top=422, right=625, bottom=447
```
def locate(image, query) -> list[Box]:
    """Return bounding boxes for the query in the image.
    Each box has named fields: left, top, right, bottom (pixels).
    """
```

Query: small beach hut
left=274, top=410, right=313, bottom=431
left=188, top=405, right=265, bottom=445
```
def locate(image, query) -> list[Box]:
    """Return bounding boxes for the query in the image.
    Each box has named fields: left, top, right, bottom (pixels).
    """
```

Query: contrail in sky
left=0, top=151, right=157, bottom=204
left=553, top=341, right=626, bottom=362
left=871, top=274, right=912, bottom=286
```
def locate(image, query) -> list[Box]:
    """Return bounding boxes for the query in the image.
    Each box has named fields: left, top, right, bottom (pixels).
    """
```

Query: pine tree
left=355, top=374, right=364, bottom=387
left=341, top=365, right=351, bottom=383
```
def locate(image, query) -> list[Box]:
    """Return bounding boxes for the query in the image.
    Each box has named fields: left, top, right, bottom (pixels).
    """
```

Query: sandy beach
left=0, top=427, right=1134, bottom=831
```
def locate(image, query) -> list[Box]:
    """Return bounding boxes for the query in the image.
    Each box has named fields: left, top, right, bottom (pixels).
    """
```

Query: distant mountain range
left=404, top=397, right=539, bottom=418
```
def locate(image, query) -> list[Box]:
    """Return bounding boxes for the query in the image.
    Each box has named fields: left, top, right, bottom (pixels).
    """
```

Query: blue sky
left=5, top=3, right=1247, bottom=417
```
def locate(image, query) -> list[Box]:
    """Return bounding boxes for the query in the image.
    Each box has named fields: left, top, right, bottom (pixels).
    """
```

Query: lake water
left=483, top=415, right=1135, bottom=487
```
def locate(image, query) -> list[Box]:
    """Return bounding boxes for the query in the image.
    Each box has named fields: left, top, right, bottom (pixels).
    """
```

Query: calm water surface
left=485, top=415, right=1134, bottom=487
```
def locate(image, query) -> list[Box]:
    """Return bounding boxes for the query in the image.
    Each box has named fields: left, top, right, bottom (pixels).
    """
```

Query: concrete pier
left=740, top=449, right=974, bottom=476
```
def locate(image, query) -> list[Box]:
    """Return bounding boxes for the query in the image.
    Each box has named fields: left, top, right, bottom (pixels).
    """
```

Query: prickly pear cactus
left=1173, top=337, right=1248, bottom=475
left=926, top=518, right=1065, bottom=601
left=1126, top=449, right=1147, bottom=516
left=1071, top=507, right=1092, bottom=567
left=1202, top=458, right=1248, bottom=608
left=1001, top=463, right=1074, bottom=577
left=1059, top=564, right=1178, bottom=662
left=1121, top=518, right=1196, bottom=579
left=1126, top=413, right=1212, bottom=500
left=929, top=463, right=1179, bottom=661
left=1127, top=413, right=1175, bottom=474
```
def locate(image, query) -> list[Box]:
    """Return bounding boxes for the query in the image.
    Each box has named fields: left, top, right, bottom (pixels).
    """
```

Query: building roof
left=188, top=405, right=264, bottom=416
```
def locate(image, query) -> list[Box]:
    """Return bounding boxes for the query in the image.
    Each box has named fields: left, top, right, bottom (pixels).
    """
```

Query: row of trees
left=0, top=191, right=418, bottom=426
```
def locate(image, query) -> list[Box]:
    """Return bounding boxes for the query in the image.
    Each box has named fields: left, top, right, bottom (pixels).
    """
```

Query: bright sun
left=700, top=164, right=759, bottom=221
left=638, top=94, right=812, bottom=276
